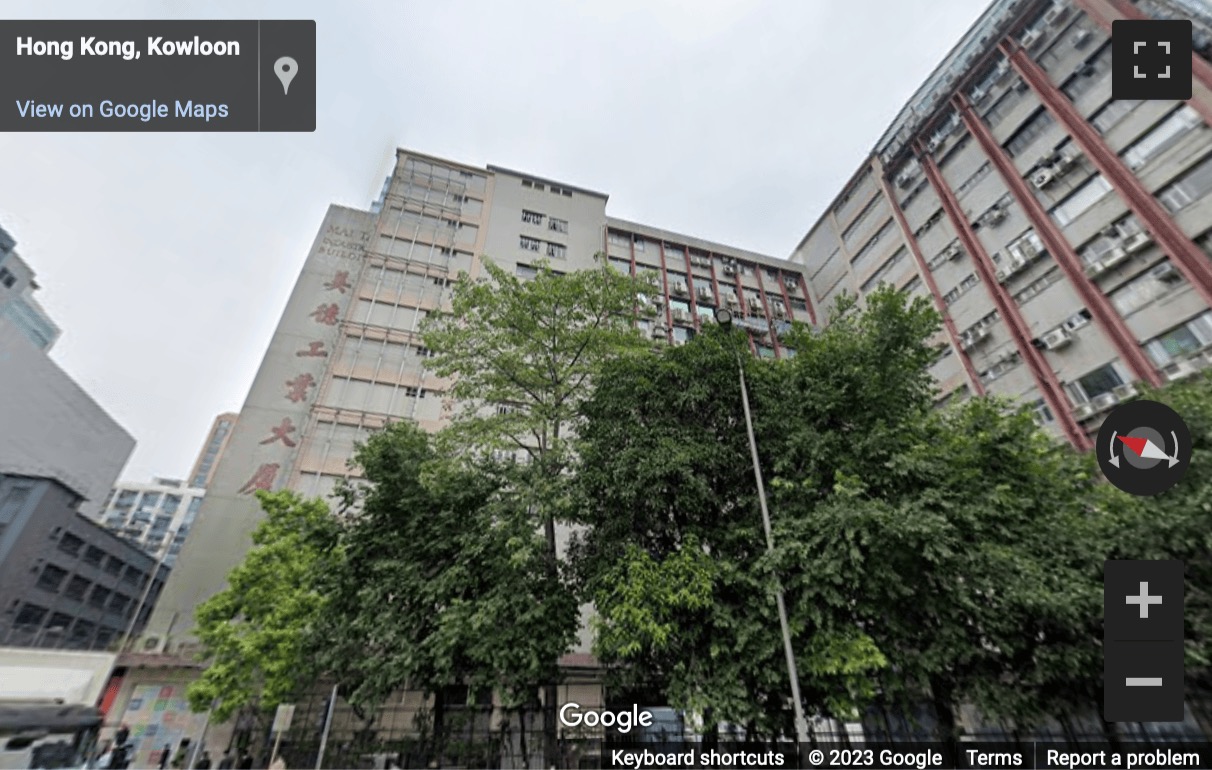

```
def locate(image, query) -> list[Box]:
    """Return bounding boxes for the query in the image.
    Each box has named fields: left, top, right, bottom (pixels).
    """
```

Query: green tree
left=572, top=288, right=1107, bottom=745
left=310, top=421, right=580, bottom=763
left=187, top=490, right=339, bottom=722
left=419, top=256, right=648, bottom=764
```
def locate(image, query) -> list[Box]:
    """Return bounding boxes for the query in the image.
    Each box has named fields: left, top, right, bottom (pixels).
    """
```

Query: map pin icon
left=274, top=56, right=298, bottom=95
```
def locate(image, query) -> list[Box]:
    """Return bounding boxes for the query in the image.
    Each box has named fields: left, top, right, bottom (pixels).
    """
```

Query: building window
left=519, top=236, right=541, bottom=252
left=0, top=486, right=31, bottom=534
left=37, top=565, right=69, bottom=592
left=900, top=276, right=923, bottom=296
left=122, top=566, right=143, bottom=587
left=64, top=575, right=91, bottom=601
left=548, top=217, right=568, bottom=234
left=1092, top=98, right=1142, bottom=134
left=981, top=352, right=1022, bottom=382
left=1030, top=398, right=1055, bottom=426
left=58, top=532, right=84, bottom=557
left=89, top=586, right=112, bottom=609
left=138, top=492, right=161, bottom=511
left=634, top=238, right=646, bottom=252
left=850, top=221, right=897, bottom=275
left=608, top=231, right=628, bottom=247
left=1013, top=266, right=1063, bottom=304
left=1050, top=175, right=1113, bottom=226
left=163, top=494, right=182, bottom=515
left=956, top=163, right=992, bottom=196
left=515, top=264, right=538, bottom=280
left=546, top=243, right=566, bottom=259
left=1110, top=263, right=1184, bottom=315
left=1005, top=109, right=1055, bottom=157
left=1144, top=311, right=1212, bottom=367
left=14, top=603, right=48, bottom=628
left=83, top=546, right=105, bottom=567
left=104, top=557, right=124, bottom=577
left=607, top=257, right=631, bottom=274
left=1067, top=363, right=1125, bottom=404
left=1122, top=107, right=1202, bottom=170
left=0, top=269, right=14, bottom=288
left=521, top=210, right=543, bottom=225
left=1158, top=153, right=1212, bottom=213
left=109, top=593, right=131, bottom=615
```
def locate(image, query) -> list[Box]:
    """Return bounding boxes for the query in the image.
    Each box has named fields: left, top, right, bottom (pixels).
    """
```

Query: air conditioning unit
left=772, top=304, right=786, bottom=320
left=961, top=327, right=991, bottom=350
left=672, top=308, right=689, bottom=323
left=1072, top=29, right=1093, bottom=48
left=1073, top=402, right=1096, bottom=420
left=673, top=281, right=688, bottom=296
left=1032, top=168, right=1056, bottom=189
left=926, top=134, right=945, bottom=153
left=1052, top=152, right=1079, bottom=174
left=1041, top=327, right=1074, bottom=350
left=1091, top=391, right=1118, bottom=411
left=726, top=294, right=740, bottom=308
left=1021, top=29, right=1043, bottom=48
left=1150, top=262, right=1181, bottom=282
left=895, top=170, right=916, bottom=189
left=946, top=243, right=963, bottom=261
left=1121, top=232, right=1153, bottom=254
left=1084, top=259, right=1108, bottom=278
left=970, top=87, right=988, bottom=104
left=748, top=296, right=763, bottom=311
left=785, top=281, right=799, bottom=294
left=697, top=285, right=713, bottom=301
left=1043, top=4, right=1068, bottom=26
left=722, top=264, right=737, bottom=276
left=1164, top=359, right=1200, bottom=382
left=983, top=207, right=1007, bottom=226
left=1101, top=246, right=1129, bottom=270
left=651, top=325, right=667, bottom=339
left=1113, top=382, right=1138, bottom=400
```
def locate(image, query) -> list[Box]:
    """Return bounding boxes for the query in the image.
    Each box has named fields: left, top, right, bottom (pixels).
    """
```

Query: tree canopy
left=187, top=490, right=339, bottom=722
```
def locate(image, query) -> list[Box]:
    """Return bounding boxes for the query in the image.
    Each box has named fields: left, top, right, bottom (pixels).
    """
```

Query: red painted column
left=754, top=269, right=782, bottom=356
left=681, top=246, right=700, bottom=333
left=1070, top=0, right=1212, bottom=122
left=1005, top=41, right=1212, bottom=308
left=919, top=145, right=1092, bottom=449
left=954, top=94, right=1164, bottom=388
left=775, top=268, right=796, bottom=324
left=657, top=241, right=673, bottom=341
left=709, top=252, right=723, bottom=306
left=733, top=266, right=757, bottom=354
left=874, top=159, right=987, bottom=396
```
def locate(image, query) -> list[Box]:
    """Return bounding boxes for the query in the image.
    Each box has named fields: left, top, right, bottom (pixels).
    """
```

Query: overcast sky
left=0, top=0, right=987, bottom=482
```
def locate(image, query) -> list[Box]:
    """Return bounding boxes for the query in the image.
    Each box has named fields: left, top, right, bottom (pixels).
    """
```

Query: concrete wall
left=0, top=321, right=135, bottom=519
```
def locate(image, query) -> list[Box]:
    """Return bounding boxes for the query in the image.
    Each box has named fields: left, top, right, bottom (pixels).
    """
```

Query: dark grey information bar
left=0, top=20, right=315, bottom=131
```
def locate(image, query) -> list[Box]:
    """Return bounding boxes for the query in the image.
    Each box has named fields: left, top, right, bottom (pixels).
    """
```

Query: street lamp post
left=120, top=536, right=171, bottom=653
left=713, top=307, right=810, bottom=745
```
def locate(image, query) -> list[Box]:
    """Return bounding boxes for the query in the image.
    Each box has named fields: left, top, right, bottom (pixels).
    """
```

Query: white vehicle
left=0, top=649, right=118, bottom=770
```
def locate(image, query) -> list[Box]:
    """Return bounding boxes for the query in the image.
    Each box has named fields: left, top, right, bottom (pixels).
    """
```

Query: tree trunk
left=542, top=515, right=560, bottom=770
left=929, top=677, right=959, bottom=769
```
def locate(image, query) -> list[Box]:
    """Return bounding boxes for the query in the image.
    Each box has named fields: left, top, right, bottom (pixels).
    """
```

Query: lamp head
left=713, top=306, right=733, bottom=329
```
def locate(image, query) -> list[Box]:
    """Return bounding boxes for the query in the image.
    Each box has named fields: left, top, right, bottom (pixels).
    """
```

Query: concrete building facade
left=0, top=473, right=169, bottom=651
left=791, top=0, right=1212, bottom=448
left=0, top=228, right=62, bottom=352
left=97, top=478, right=205, bottom=568
left=141, top=154, right=811, bottom=658
left=187, top=413, right=238, bottom=490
